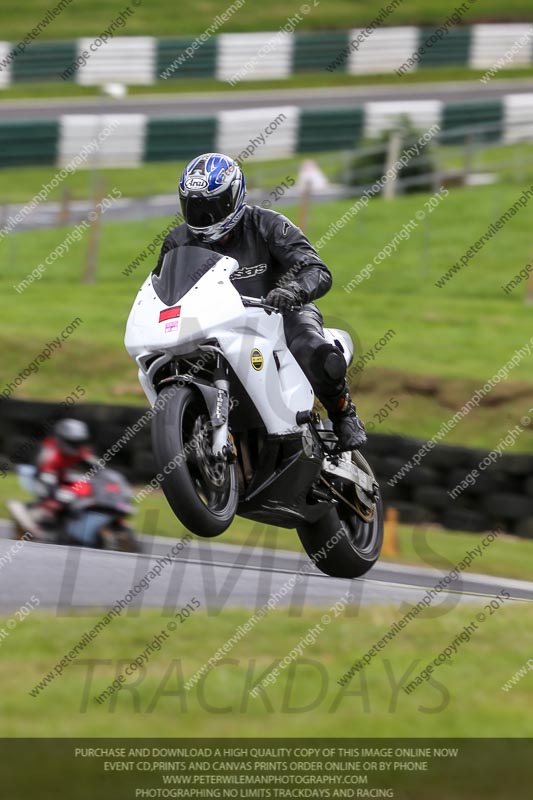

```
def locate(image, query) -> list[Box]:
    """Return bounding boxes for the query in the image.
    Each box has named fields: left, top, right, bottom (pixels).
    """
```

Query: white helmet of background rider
left=179, top=153, right=246, bottom=243
left=53, top=418, right=90, bottom=456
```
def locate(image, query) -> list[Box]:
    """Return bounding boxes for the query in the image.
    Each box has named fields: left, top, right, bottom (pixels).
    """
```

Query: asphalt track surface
left=3, top=188, right=318, bottom=233
left=2, top=79, right=533, bottom=120
left=1, top=526, right=532, bottom=614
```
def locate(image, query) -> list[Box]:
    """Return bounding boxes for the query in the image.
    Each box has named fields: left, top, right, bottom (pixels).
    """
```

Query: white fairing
left=323, top=327, right=354, bottom=367
left=125, top=255, right=314, bottom=435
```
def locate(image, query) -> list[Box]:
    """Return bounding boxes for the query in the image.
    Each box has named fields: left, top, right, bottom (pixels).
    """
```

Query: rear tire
left=99, top=526, right=140, bottom=553
left=297, top=451, right=383, bottom=578
left=151, top=386, right=238, bottom=537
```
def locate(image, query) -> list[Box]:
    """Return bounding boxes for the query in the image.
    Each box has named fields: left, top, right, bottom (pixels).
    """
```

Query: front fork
left=211, top=357, right=231, bottom=460
left=168, top=355, right=232, bottom=462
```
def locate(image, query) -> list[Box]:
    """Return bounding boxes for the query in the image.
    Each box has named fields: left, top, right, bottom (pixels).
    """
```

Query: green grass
left=1, top=0, right=532, bottom=41
left=439, top=140, right=533, bottom=183
left=3, top=66, right=533, bottom=101
left=3, top=474, right=533, bottom=580
left=0, top=153, right=340, bottom=204
left=3, top=140, right=533, bottom=207
left=1, top=605, right=532, bottom=737
left=2, top=139, right=533, bottom=204
left=2, top=180, right=533, bottom=450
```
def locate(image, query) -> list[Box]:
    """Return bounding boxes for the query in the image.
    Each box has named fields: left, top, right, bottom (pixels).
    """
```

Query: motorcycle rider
left=35, top=419, right=95, bottom=526
left=155, top=153, right=366, bottom=451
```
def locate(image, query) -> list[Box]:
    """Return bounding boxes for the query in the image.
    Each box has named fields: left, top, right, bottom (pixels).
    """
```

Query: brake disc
left=191, top=417, right=227, bottom=488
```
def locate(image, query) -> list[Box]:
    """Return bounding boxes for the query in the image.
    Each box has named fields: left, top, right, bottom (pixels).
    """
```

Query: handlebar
left=241, top=296, right=278, bottom=312
left=241, top=296, right=303, bottom=314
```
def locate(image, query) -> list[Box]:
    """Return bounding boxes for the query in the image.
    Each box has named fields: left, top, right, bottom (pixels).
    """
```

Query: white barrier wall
left=77, top=37, right=156, bottom=86
left=217, top=106, right=299, bottom=161
left=216, top=31, right=293, bottom=83
left=470, top=24, right=533, bottom=70
left=347, top=27, right=419, bottom=75
left=364, top=100, right=442, bottom=139
left=58, top=114, right=146, bottom=167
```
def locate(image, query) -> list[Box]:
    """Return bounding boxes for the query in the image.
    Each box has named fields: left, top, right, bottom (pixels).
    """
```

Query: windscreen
left=151, top=246, right=225, bottom=306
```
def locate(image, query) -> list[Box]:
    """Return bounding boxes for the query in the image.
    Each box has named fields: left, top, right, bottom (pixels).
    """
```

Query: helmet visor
left=59, top=439, right=88, bottom=456
left=181, top=188, right=234, bottom=229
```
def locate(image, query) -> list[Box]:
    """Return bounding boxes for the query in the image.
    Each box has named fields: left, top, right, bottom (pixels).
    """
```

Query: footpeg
left=296, top=410, right=320, bottom=425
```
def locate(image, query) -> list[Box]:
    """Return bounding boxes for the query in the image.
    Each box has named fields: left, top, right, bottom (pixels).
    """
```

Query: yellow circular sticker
left=250, top=349, right=264, bottom=371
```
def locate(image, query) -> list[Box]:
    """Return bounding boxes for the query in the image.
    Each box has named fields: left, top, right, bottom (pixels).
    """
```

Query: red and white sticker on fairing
left=159, top=306, right=181, bottom=323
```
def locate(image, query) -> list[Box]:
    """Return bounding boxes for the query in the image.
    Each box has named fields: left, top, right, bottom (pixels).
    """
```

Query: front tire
left=151, top=386, right=238, bottom=537
left=297, top=451, right=383, bottom=578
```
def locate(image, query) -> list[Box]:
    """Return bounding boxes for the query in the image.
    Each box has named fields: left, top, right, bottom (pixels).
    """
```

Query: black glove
left=265, top=282, right=305, bottom=313
left=35, top=472, right=58, bottom=499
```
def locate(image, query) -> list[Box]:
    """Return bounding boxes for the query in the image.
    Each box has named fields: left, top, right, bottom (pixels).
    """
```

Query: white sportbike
left=125, top=246, right=383, bottom=578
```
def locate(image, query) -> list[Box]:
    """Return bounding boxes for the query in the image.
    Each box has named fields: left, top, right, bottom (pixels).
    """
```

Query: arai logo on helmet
left=185, top=176, right=208, bottom=190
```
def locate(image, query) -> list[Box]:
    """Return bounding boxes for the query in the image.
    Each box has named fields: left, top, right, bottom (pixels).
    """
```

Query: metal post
left=83, top=178, right=105, bottom=284
left=383, top=133, right=402, bottom=200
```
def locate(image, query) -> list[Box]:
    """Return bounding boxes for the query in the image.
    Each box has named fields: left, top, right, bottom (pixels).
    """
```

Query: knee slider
left=312, top=343, right=346, bottom=382
left=325, top=350, right=346, bottom=381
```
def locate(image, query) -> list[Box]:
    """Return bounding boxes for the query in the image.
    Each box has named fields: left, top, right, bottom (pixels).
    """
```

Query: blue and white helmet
left=179, top=153, right=246, bottom=242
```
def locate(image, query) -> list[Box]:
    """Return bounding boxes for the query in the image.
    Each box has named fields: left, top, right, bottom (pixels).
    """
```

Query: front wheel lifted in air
left=151, top=386, right=238, bottom=538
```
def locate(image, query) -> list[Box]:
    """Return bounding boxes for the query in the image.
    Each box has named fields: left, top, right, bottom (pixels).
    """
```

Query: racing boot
left=325, top=389, right=367, bottom=452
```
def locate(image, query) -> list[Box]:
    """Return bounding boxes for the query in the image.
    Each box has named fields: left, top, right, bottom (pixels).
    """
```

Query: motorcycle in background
left=7, top=463, right=138, bottom=552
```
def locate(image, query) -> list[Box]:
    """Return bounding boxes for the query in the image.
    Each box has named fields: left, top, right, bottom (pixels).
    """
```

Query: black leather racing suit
left=155, top=205, right=349, bottom=412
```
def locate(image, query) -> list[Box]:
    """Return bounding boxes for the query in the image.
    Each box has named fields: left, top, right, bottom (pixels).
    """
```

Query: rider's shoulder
left=247, top=204, right=293, bottom=234
left=164, top=221, right=190, bottom=245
